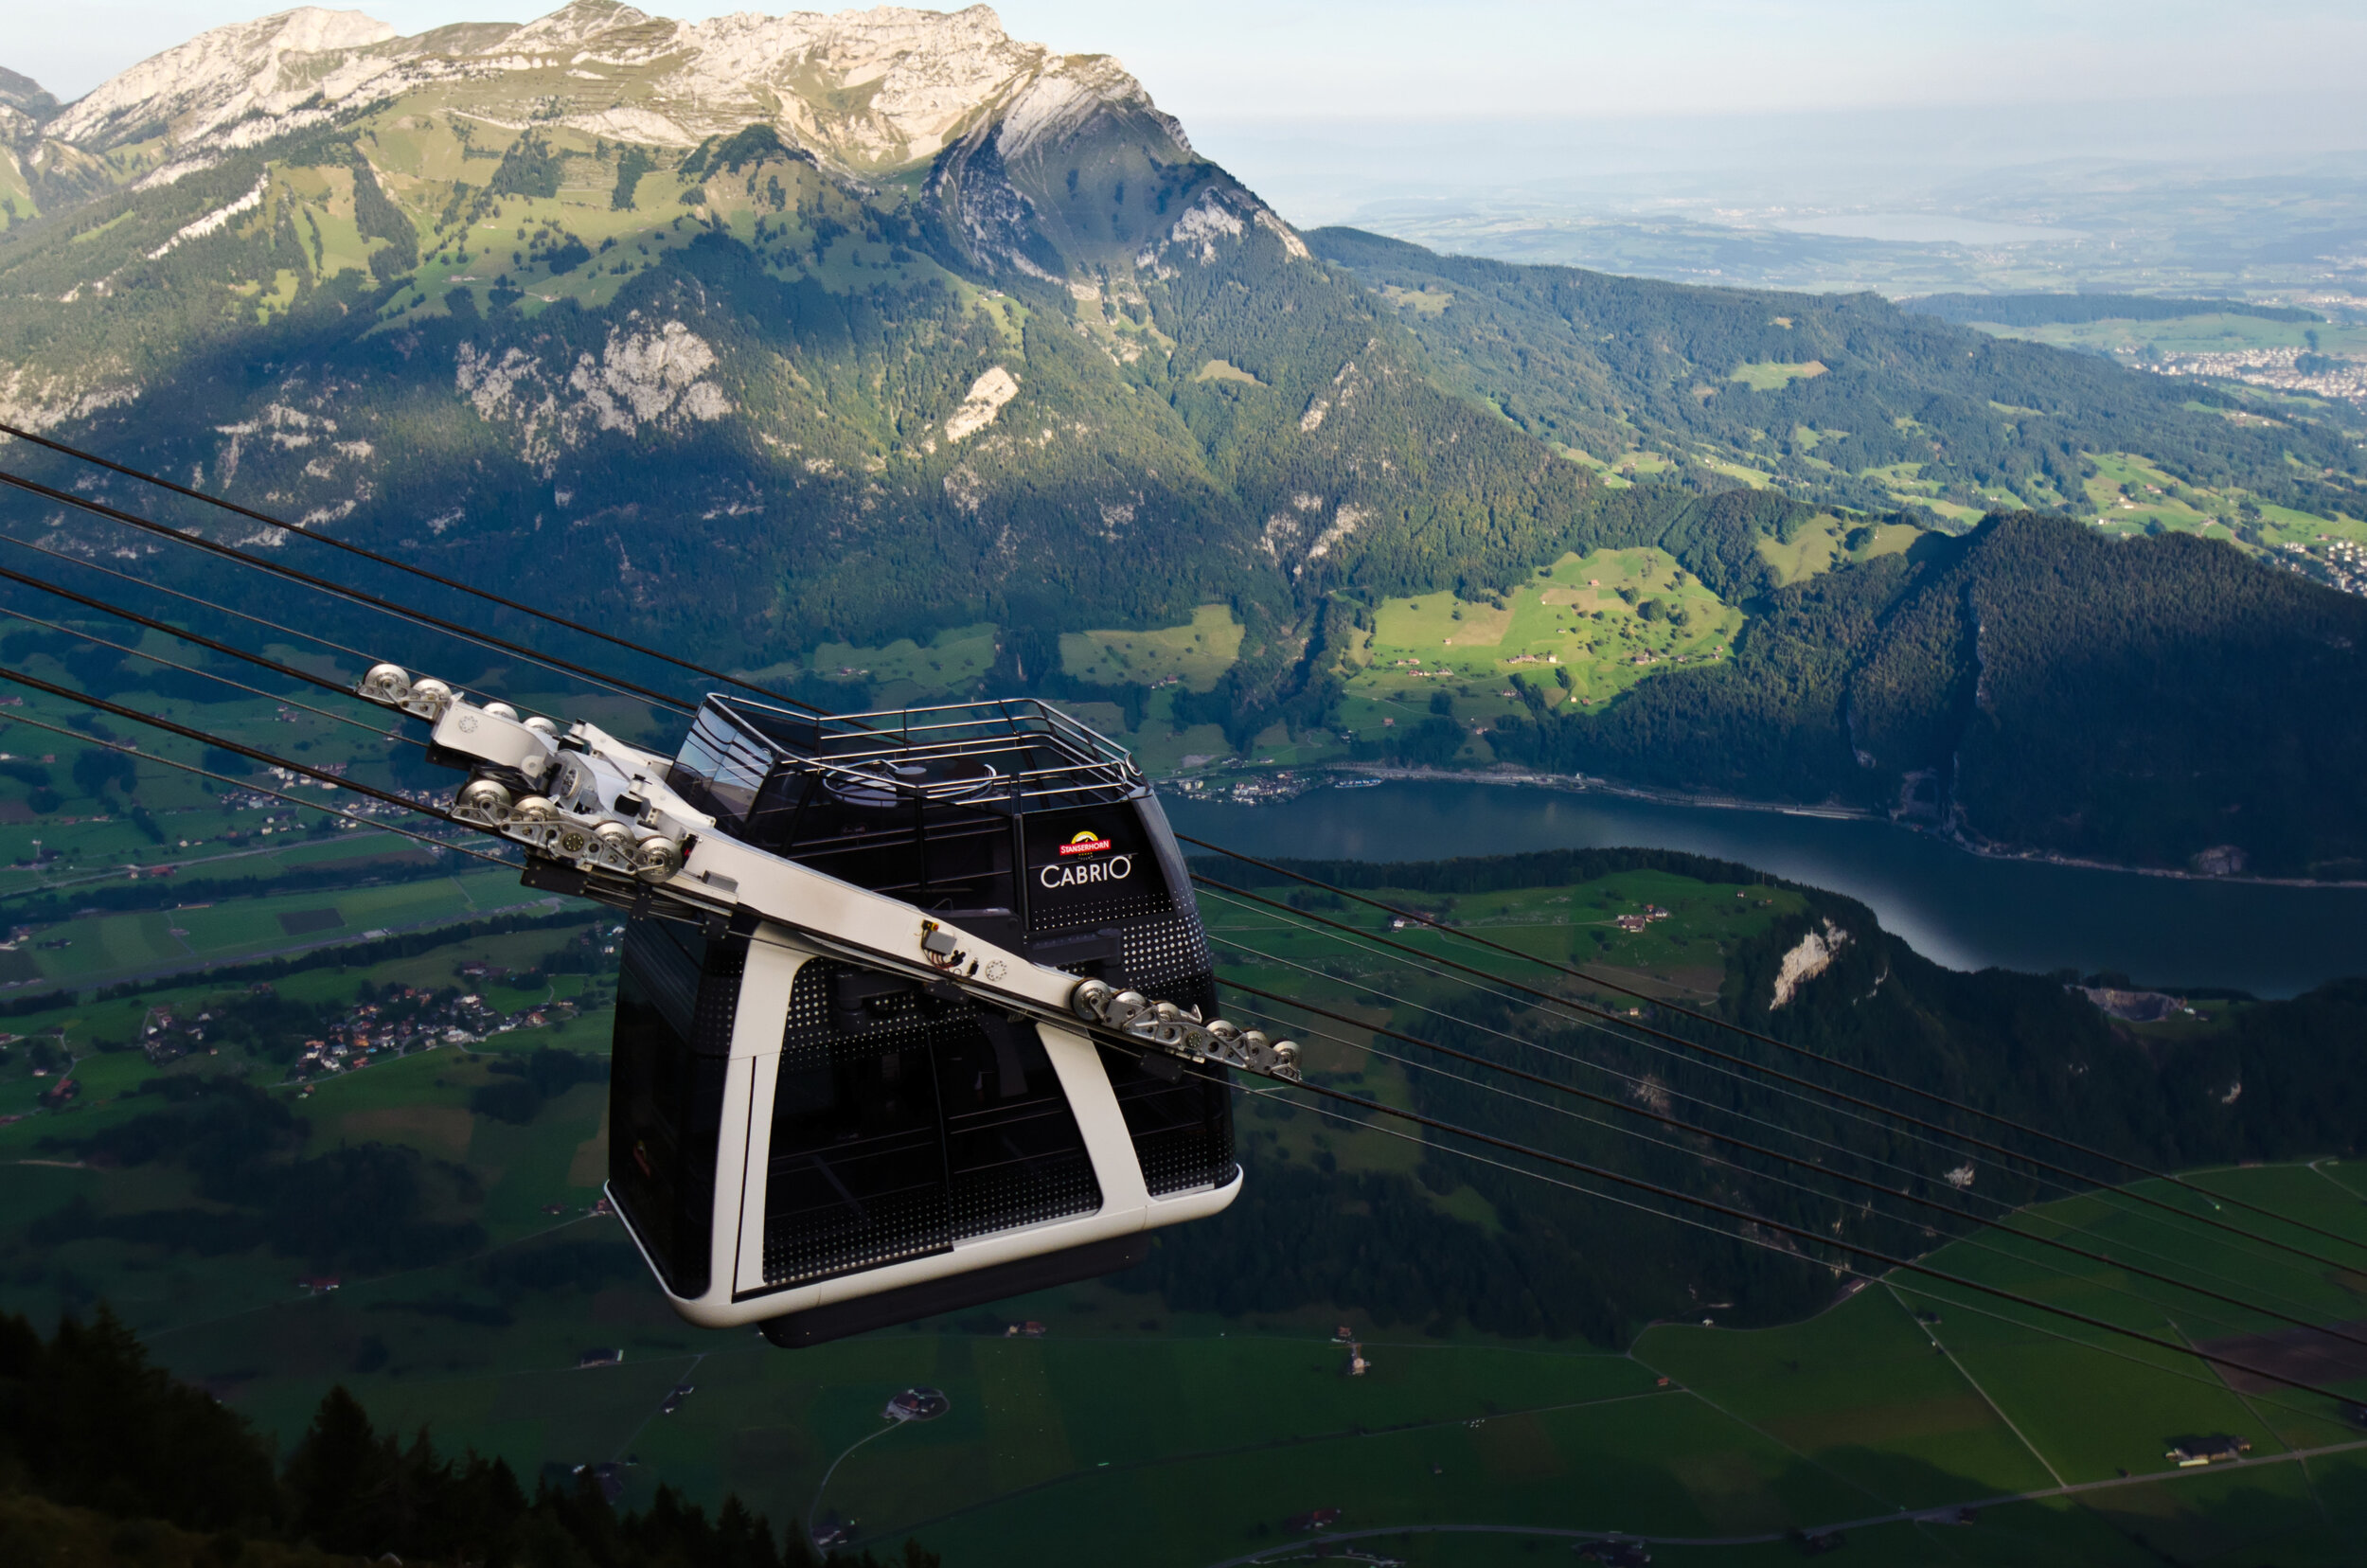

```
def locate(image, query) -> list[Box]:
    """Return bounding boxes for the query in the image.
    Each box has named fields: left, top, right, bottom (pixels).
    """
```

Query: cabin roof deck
left=679, top=694, right=1143, bottom=822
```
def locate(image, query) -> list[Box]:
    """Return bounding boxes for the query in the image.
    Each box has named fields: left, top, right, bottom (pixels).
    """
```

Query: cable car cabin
left=604, top=697, right=1237, bottom=1347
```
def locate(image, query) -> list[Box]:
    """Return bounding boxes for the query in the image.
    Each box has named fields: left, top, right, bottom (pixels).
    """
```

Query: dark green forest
left=0, top=1307, right=932, bottom=1566
left=1488, top=513, right=2367, bottom=877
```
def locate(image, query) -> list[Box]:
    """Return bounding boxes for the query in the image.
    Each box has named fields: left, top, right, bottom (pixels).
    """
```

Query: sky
left=13, top=1, right=2367, bottom=220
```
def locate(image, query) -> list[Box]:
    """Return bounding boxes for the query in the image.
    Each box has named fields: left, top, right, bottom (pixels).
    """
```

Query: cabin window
left=610, top=919, right=742, bottom=1297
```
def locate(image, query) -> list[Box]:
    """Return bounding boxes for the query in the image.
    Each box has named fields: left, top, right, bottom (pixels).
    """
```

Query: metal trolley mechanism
left=357, top=666, right=1296, bottom=1347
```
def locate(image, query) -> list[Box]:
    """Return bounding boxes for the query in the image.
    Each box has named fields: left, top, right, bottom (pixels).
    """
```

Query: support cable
left=1195, top=871, right=2367, bottom=1275
left=3, top=533, right=417, bottom=672
left=0, top=570, right=422, bottom=745
left=1220, top=1027, right=2327, bottom=1355
left=1266, top=1064, right=2356, bottom=1400
left=1223, top=1073, right=2346, bottom=1434
left=0, top=469, right=694, bottom=714
left=8, top=658, right=2356, bottom=1400
left=1183, top=833, right=2363, bottom=1259
left=0, top=707, right=514, bottom=870
left=1204, top=891, right=2354, bottom=1300
left=0, top=665, right=469, bottom=829
left=1205, top=900, right=2077, bottom=1212
left=1209, top=918, right=2355, bottom=1327
left=0, top=420, right=827, bottom=714
left=1219, top=977, right=2367, bottom=1354
left=9, top=437, right=2334, bottom=1268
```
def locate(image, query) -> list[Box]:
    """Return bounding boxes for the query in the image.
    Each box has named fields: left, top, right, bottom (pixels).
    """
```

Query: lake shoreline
left=1275, top=763, right=2367, bottom=892
left=1167, top=780, right=2367, bottom=995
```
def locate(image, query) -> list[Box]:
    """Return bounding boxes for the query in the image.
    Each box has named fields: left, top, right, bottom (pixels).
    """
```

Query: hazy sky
left=19, top=1, right=2367, bottom=116
left=14, top=2, right=2367, bottom=221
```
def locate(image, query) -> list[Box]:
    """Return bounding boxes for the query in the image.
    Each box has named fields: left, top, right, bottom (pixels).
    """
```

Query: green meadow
left=1332, top=546, right=1744, bottom=752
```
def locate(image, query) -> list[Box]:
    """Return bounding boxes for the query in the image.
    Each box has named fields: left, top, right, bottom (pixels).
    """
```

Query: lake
left=1166, top=780, right=2367, bottom=998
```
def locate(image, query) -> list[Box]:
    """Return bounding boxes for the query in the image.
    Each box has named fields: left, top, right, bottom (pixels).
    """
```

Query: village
left=130, top=980, right=590, bottom=1077
left=2133, top=342, right=2367, bottom=408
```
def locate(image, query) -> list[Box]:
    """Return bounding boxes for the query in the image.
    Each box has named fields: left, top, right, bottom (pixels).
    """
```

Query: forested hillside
left=0, top=4, right=1597, bottom=681
left=1308, top=228, right=2367, bottom=524
left=0, top=1308, right=910, bottom=1565
left=1490, top=513, right=2367, bottom=877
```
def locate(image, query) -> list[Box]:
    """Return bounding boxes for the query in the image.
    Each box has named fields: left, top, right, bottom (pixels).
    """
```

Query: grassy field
left=1753, top=513, right=1923, bottom=586
left=1332, top=546, right=1744, bottom=755
left=3, top=863, right=542, bottom=991
left=2076, top=450, right=2367, bottom=547
left=0, top=849, right=2361, bottom=1563
left=1200, top=866, right=1806, bottom=1007
left=802, top=622, right=1001, bottom=704
left=1727, top=360, right=1828, bottom=392
left=1061, top=604, right=1244, bottom=692
left=10, top=1131, right=2355, bottom=1568
left=1978, top=312, right=2367, bottom=361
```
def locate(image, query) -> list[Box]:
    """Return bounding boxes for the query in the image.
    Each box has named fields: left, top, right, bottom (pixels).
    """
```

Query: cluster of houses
left=2137, top=343, right=2367, bottom=409
left=140, top=1006, right=215, bottom=1065
left=294, top=988, right=578, bottom=1076
left=2277, top=536, right=2367, bottom=599
left=1614, top=904, right=1673, bottom=935
left=1221, top=771, right=1315, bottom=807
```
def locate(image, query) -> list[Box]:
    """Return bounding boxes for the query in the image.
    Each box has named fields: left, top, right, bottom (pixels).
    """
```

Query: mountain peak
left=49, top=9, right=400, bottom=152
left=503, top=0, right=655, bottom=49
left=41, top=3, right=1159, bottom=181
left=0, top=66, right=60, bottom=124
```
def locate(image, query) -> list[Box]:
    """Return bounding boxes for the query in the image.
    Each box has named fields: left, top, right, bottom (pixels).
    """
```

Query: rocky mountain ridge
left=26, top=2, right=1178, bottom=187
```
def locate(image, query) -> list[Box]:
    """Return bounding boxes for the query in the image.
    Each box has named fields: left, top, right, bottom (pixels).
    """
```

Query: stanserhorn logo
left=1041, top=827, right=1132, bottom=890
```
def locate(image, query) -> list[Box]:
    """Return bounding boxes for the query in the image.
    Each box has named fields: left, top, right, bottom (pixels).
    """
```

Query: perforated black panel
left=1120, top=910, right=1219, bottom=1020
left=761, top=961, right=1102, bottom=1289
left=1027, top=884, right=1171, bottom=932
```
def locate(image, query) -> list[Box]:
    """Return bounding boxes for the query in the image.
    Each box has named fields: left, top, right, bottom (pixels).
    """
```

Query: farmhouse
left=2167, top=1434, right=2251, bottom=1467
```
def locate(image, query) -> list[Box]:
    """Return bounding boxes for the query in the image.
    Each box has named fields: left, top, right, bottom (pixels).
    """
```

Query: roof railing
left=702, top=694, right=1141, bottom=809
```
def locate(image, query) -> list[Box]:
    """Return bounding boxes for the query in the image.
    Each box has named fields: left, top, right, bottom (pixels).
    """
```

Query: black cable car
left=623, top=697, right=1244, bottom=1345
left=357, top=671, right=1277, bottom=1347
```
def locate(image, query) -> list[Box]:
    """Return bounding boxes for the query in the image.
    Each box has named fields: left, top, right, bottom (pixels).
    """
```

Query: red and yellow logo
left=1058, top=829, right=1113, bottom=856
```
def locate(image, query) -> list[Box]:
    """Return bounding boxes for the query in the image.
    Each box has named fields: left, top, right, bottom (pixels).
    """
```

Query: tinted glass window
left=776, top=796, right=1015, bottom=916
left=935, top=1013, right=1101, bottom=1236
left=665, top=707, right=774, bottom=830
left=609, top=920, right=742, bottom=1297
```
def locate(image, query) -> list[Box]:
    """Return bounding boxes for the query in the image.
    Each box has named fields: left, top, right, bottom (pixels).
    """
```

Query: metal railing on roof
left=703, top=694, right=1142, bottom=811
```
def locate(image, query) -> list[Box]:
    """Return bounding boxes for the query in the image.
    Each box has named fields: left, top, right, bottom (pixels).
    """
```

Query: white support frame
left=604, top=925, right=1240, bottom=1332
